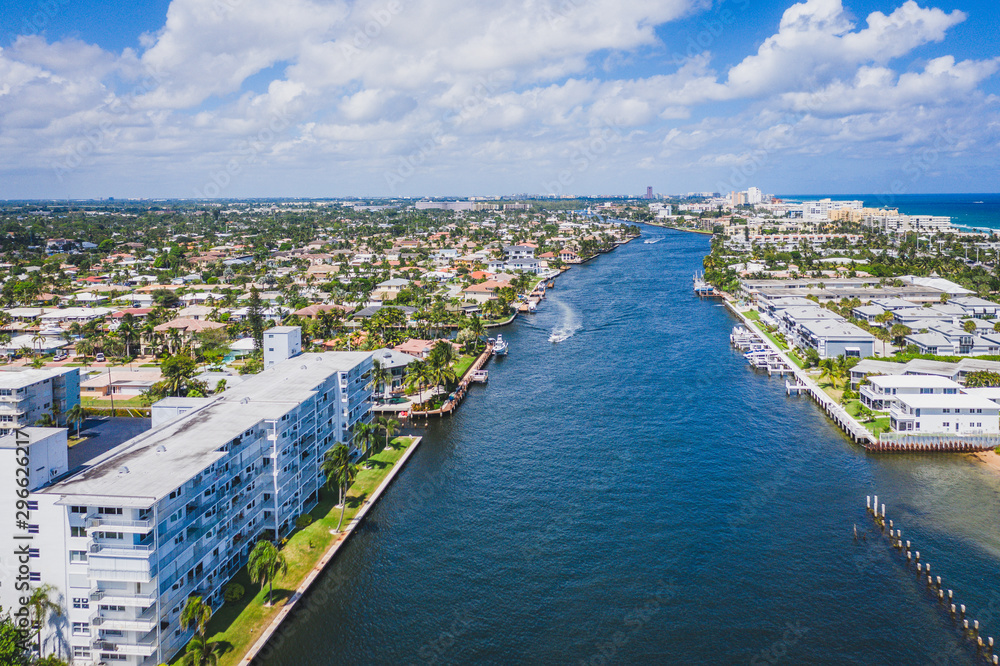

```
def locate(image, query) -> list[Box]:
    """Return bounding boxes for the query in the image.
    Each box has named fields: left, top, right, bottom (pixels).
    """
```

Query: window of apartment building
left=169, top=488, right=182, bottom=500
left=98, top=507, right=123, bottom=515
left=71, top=622, right=89, bottom=636
left=72, top=598, right=89, bottom=609
left=0, top=415, right=11, bottom=423
left=100, top=605, right=125, bottom=613
left=943, top=422, right=950, bottom=428
left=72, top=647, right=90, bottom=659
left=70, top=506, right=87, bottom=514
left=71, top=526, right=86, bottom=538
left=94, top=532, right=124, bottom=540
left=169, top=509, right=183, bottom=523
left=101, top=653, right=127, bottom=661
left=69, top=551, right=87, bottom=563
left=943, top=408, right=951, bottom=413
left=944, top=388, right=957, bottom=394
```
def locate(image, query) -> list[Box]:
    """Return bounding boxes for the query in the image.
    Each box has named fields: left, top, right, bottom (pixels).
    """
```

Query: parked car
left=95, top=353, right=106, bottom=362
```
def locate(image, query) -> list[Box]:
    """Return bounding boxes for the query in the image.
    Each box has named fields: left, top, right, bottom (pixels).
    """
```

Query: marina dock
left=725, top=304, right=877, bottom=447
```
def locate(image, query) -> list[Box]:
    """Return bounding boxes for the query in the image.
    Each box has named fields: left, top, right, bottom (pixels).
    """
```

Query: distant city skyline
left=1, top=0, right=999, bottom=199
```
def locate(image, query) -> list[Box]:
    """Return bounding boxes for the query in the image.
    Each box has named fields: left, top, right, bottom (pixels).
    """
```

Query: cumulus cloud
left=0, top=0, right=996, bottom=197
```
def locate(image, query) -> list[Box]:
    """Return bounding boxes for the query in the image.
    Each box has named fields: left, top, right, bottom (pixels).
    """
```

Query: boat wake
left=549, top=300, right=581, bottom=343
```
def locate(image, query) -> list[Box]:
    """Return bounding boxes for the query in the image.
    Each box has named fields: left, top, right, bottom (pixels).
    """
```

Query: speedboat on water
left=492, top=334, right=509, bottom=356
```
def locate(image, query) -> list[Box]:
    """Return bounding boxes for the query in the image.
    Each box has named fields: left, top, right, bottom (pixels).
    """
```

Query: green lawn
left=749, top=321, right=789, bottom=351
left=452, top=355, right=476, bottom=379
left=838, top=399, right=893, bottom=437
left=82, top=396, right=149, bottom=409
left=744, top=310, right=761, bottom=321
left=196, top=437, right=417, bottom=666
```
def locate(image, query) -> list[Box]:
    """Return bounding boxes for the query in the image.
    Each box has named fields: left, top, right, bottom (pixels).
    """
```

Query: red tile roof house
left=293, top=304, right=353, bottom=318
left=461, top=279, right=510, bottom=304
left=393, top=338, right=461, bottom=360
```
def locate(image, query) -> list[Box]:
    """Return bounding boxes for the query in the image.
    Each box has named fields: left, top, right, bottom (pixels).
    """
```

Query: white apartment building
left=860, top=375, right=962, bottom=411
left=801, top=199, right=863, bottom=220
left=0, top=367, right=81, bottom=434
left=890, top=393, right=1000, bottom=435
left=5, top=348, right=373, bottom=665
left=263, top=326, right=302, bottom=368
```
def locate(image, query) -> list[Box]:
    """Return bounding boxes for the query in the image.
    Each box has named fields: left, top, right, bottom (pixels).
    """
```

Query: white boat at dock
left=491, top=334, right=509, bottom=356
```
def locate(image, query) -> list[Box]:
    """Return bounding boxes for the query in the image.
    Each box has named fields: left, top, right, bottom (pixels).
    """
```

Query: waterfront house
left=797, top=320, right=875, bottom=359
left=860, top=375, right=962, bottom=411
left=371, top=347, right=419, bottom=396
left=889, top=393, right=1000, bottom=435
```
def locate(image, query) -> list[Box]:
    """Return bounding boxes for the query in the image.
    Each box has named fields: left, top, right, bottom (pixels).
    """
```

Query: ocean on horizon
left=778, top=193, right=1000, bottom=232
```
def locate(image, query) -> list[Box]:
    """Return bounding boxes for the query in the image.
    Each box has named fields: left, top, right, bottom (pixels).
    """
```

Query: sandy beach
left=972, top=450, right=1000, bottom=476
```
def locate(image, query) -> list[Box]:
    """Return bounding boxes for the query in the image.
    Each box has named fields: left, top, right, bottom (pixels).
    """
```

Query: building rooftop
left=40, top=352, right=371, bottom=503
left=0, top=426, right=63, bottom=449
left=895, top=393, right=1000, bottom=410
left=867, top=375, right=962, bottom=389
left=0, top=366, right=77, bottom=389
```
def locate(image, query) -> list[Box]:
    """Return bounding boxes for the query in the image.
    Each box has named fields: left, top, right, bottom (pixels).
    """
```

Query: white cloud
left=0, top=0, right=996, bottom=197
left=722, top=0, right=966, bottom=98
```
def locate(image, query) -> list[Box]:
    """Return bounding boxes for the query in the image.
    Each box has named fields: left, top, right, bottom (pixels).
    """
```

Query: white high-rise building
left=0, top=367, right=81, bottom=434
left=746, top=187, right=764, bottom=205
left=263, top=326, right=302, bottom=368
left=3, top=345, right=373, bottom=665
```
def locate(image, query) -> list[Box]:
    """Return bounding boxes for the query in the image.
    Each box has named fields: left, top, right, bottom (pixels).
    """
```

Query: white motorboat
left=492, top=334, right=509, bottom=356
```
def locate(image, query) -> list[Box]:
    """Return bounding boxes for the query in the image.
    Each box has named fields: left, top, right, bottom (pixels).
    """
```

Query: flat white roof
left=0, top=367, right=77, bottom=389
left=40, top=352, right=371, bottom=502
left=895, top=394, right=1000, bottom=410
left=867, top=375, right=962, bottom=389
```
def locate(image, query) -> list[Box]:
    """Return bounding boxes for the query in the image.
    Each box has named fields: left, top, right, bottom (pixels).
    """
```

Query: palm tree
left=353, top=421, right=378, bottom=455
left=66, top=404, right=86, bottom=438
left=890, top=324, right=912, bottom=350
left=464, top=315, right=486, bottom=351
left=31, top=331, right=45, bottom=357
left=376, top=416, right=400, bottom=449
left=180, top=595, right=212, bottom=638
left=368, top=359, right=391, bottom=400
left=27, top=584, right=62, bottom=657
left=118, top=314, right=138, bottom=357
left=404, top=359, right=430, bottom=405
left=963, top=319, right=978, bottom=334
left=181, top=636, right=220, bottom=666
left=322, top=443, right=357, bottom=532
left=818, top=358, right=840, bottom=390
left=248, top=540, right=287, bottom=607
left=428, top=340, right=456, bottom=370
left=35, top=412, right=56, bottom=427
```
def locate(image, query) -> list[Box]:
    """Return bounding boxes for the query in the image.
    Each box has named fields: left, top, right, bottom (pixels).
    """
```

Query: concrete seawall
left=721, top=297, right=876, bottom=447
left=239, top=436, right=425, bottom=665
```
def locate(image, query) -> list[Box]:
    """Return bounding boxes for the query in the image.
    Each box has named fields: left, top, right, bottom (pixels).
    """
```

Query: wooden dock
left=410, top=343, right=493, bottom=418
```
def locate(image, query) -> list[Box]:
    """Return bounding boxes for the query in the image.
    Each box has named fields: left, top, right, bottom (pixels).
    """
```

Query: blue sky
left=1, top=0, right=998, bottom=199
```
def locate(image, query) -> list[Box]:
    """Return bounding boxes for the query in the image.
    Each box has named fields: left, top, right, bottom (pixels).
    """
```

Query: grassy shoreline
left=176, top=436, right=418, bottom=666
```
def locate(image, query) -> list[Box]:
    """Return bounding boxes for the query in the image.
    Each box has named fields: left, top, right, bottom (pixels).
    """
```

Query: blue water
left=780, top=193, right=1000, bottom=231
left=256, top=229, right=1000, bottom=665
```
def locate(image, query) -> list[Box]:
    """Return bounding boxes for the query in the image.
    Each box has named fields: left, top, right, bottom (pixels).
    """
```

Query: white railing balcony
left=88, top=568, right=154, bottom=583
left=90, top=543, right=154, bottom=556
left=889, top=406, right=914, bottom=421
left=92, top=610, right=157, bottom=633
left=87, top=517, right=152, bottom=533
left=91, top=592, right=156, bottom=607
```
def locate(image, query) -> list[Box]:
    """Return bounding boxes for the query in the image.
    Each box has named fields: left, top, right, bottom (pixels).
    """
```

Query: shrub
left=295, top=514, right=314, bottom=529
left=224, top=583, right=245, bottom=603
